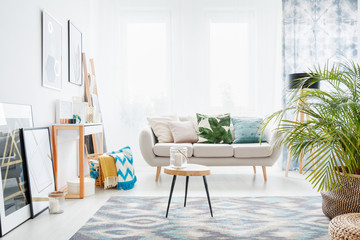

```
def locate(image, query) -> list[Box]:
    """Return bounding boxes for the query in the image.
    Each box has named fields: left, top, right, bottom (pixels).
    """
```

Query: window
left=208, top=13, right=255, bottom=112
left=119, top=12, right=171, bottom=108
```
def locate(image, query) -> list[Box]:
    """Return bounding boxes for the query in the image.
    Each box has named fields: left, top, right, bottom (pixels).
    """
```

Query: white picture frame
left=68, top=21, right=83, bottom=86
left=42, top=10, right=62, bottom=90
left=21, top=128, right=55, bottom=218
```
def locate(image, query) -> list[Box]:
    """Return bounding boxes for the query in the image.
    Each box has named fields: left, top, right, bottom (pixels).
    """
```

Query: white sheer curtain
left=96, top=0, right=282, bottom=170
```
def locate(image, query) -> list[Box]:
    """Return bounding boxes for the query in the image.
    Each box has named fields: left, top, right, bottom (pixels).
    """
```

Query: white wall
left=0, top=0, right=98, bottom=187
left=0, top=0, right=96, bottom=127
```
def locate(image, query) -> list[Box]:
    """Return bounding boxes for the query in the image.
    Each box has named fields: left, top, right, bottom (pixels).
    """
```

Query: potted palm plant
left=261, top=61, right=360, bottom=219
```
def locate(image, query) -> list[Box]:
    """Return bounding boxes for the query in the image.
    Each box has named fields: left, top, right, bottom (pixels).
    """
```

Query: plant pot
left=321, top=173, right=360, bottom=219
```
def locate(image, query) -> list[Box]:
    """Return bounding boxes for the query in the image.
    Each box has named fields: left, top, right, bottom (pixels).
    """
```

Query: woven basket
left=329, top=213, right=360, bottom=239
left=321, top=173, right=360, bottom=219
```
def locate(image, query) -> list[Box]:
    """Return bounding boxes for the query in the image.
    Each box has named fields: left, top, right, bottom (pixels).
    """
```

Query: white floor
left=3, top=166, right=320, bottom=240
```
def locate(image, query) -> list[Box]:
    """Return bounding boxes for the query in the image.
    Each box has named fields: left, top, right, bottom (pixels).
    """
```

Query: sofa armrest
left=139, top=126, right=157, bottom=167
left=264, top=124, right=278, bottom=146
left=264, top=124, right=282, bottom=165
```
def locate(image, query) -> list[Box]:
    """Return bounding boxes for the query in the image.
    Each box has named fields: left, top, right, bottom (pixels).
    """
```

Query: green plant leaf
left=260, top=60, right=360, bottom=191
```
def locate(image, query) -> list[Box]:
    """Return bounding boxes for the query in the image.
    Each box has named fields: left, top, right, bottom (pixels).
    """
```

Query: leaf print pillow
left=196, top=113, right=232, bottom=144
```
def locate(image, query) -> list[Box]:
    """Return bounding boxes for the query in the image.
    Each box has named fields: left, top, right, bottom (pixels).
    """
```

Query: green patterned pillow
left=196, top=113, right=232, bottom=144
left=231, top=118, right=266, bottom=143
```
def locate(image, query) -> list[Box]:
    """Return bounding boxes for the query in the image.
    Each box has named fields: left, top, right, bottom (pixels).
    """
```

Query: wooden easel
left=285, top=90, right=315, bottom=177
left=82, top=52, right=101, bottom=154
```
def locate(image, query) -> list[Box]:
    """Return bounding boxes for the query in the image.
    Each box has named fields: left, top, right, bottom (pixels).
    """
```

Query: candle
left=174, top=154, right=182, bottom=167
left=49, top=198, right=60, bottom=213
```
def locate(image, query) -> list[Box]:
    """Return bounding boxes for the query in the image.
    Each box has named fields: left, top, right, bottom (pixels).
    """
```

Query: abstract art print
left=21, top=128, right=55, bottom=218
left=42, top=10, right=62, bottom=90
left=68, top=21, right=82, bottom=86
left=0, top=103, right=33, bottom=236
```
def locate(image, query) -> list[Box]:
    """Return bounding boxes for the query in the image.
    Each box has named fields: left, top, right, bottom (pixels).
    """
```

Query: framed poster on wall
left=21, top=128, right=55, bottom=218
left=42, top=10, right=62, bottom=90
left=0, top=103, right=33, bottom=236
left=68, top=21, right=82, bottom=86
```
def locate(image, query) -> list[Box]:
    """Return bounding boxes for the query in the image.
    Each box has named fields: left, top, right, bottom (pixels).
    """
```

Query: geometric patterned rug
left=70, top=196, right=330, bottom=240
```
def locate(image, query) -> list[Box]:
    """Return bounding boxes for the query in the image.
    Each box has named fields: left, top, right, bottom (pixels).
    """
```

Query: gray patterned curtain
left=282, top=0, right=358, bottom=170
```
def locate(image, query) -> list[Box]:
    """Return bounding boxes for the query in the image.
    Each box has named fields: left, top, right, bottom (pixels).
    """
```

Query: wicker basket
left=87, top=153, right=103, bottom=187
left=321, top=173, right=360, bottom=219
left=329, top=213, right=360, bottom=239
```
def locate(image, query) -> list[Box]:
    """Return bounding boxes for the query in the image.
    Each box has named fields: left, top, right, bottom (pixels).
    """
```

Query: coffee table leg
left=184, top=176, right=189, bottom=207
left=166, top=175, right=177, bottom=218
left=203, top=176, right=213, bottom=217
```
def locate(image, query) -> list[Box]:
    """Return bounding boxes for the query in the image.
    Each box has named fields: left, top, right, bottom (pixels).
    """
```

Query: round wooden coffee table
left=164, top=164, right=213, bottom=218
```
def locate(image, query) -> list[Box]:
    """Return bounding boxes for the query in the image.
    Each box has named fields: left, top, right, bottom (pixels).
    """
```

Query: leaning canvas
left=0, top=103, right=33, bottom=236
left=21, top=128, right=55, bottom=218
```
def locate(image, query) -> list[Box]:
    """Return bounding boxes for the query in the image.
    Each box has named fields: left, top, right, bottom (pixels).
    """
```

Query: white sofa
left=139, top=119, right=281, bottom=182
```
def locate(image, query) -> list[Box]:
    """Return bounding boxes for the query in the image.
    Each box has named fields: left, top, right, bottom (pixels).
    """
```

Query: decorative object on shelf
left=48, top=191, right=64, bottom=214
left=86, top=106, right=95, bottom=123
left=72, top=115, right=81, bottom=124
left=21, top=127, right=55, bottom=218
left=0, top=103, right=33, bottom=236
left=170, top=147, right=188, bottom=169
left=72, top=102, right=87, bottom=124
left=261, top=61, right=360, bottom=218
left=68, top=21, right=82, bottom=86
left=42, top=10, right=62, bottom=90
left=55, top=100, right=73, bottom=124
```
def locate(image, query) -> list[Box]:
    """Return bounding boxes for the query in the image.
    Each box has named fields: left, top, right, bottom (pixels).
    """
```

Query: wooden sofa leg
left=253, top=166, right=256, bottom=174
left=262, top=166, right=267, bottom=182
left=155, top=166, right=161, bottom=182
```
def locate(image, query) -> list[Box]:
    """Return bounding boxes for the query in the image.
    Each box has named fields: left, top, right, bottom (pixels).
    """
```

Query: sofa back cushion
left=196, top=113, right=232, bottom=144
left=232, top=118, right=266, bottom=143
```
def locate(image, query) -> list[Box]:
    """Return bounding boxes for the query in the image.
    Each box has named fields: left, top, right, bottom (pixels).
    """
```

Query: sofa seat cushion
left=193, top=143, right=233, bottom=157
left=153, top=143, right=193, bottom=157
left=233, top=143, right=272, bottom=158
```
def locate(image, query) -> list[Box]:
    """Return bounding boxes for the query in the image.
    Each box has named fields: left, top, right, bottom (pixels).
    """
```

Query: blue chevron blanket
left=108, top=146, right=137, bottom=190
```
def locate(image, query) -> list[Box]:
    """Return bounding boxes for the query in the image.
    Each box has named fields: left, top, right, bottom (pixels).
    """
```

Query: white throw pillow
left=180, top=115, right=199, bottom=134
left=168, top=121, right=199, bottom=143
left=147, top=117, right=176, bottom=143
